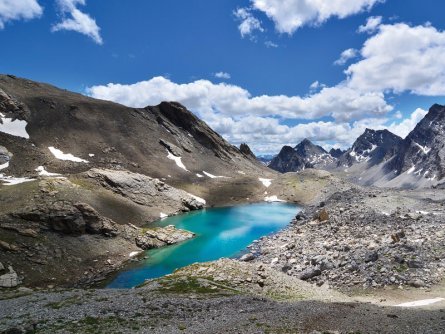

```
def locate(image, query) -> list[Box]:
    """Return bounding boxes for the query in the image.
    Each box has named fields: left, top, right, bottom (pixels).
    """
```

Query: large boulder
left=0, top=266, right=20, bottom=288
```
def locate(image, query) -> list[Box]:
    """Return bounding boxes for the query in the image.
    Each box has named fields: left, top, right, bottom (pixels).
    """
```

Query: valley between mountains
left=0, top=75, right=444, bottom=333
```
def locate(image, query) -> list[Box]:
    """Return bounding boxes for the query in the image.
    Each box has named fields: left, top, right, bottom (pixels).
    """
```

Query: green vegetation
left=155, top=276, right=239, bottom=295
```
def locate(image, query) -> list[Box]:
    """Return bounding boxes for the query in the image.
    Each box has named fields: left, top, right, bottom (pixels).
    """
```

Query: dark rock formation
left=269, top=139, right=335, bottom=173
left=338, top=129, right=403, bottom=167
left=239, top=143, right=256, bottom=160
left=387, top=104, right=445, bottom=180
left=329, top=148, right=345, bottom=158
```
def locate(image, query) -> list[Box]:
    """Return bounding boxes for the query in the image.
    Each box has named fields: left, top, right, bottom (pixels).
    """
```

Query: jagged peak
left=239, top=143, right=256, bottom=159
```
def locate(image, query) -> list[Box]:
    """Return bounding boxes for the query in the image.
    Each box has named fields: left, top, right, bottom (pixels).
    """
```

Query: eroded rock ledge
left=87, top=168, right=205, bottom=213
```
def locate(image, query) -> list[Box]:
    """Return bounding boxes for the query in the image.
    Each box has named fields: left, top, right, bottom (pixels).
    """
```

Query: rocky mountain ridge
left=269, top=104, right=445, bottom=189
left=269, top=139, right=336, bottom=173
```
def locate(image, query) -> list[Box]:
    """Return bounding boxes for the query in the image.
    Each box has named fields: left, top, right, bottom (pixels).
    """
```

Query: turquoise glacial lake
left=107, top=202, right=299, bottom=288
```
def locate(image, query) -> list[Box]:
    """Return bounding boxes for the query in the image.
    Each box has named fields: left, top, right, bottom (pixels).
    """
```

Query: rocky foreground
left=247, top=186, right=445, bottom=292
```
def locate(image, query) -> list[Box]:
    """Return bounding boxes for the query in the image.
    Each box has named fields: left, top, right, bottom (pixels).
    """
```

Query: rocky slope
left=246, top=186, right=445, bottom=292
left=0, top=75, right=270, bottom=186
left=269, top=139, right=336, bottom=173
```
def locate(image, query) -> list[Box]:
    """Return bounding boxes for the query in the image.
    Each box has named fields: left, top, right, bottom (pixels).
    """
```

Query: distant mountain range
left=269, top=104, right=445, bottom=189
left=269, top=139, right=336, bottom=173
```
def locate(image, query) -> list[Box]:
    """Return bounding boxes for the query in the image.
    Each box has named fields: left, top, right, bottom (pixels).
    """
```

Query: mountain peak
left=338, top=128, right=403, bottom=167
left=239, top=143, right=256, bottom=160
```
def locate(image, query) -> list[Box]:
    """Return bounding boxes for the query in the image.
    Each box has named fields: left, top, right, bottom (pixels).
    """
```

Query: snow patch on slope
left=259, top=178, right=272, bottom=187
left=414, top=142, right=431, bottom=155
left=0, top=162, right=9, bottom=171
left=166, top=150, right=188, bottom=171
left=49, top=147, right=89, bottom=163
left=35, top=166, right=61, bottom=177
left=265, top=195, right=286, bottom=202
left=0, top=174, right=34, bottom=186
left=203, top=171, right=227, bottom=179
left=396, top=297, right=444, bottom=308
left=0, top=113, right=29, bottom=139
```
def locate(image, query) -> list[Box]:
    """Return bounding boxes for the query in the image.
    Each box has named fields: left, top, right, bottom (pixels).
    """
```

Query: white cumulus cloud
left=249, top=0, right=384, bottom=34
left=387, top=108, right=428, bottom=138
left=358, top=16, right=382, bottom=33
left=214, top=72, right=231, bottom=80
left=334, top=48, right=358, bottom=66
left=52, top=0, right=102, bottom=44
left=0, top=0, right=43, bottom=29
left=234, top=7, right=264, bottom=38
left=87, top=76, right=392, bottom=123
left=346, top=22, right=445, bottom=96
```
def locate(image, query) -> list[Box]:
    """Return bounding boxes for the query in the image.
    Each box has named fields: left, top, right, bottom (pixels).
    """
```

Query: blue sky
left=1, top=0, right=445, bottom=154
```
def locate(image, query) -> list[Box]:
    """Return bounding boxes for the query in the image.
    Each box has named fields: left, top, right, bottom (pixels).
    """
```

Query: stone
left=0, top=266, right=20, bottom=288
left=364, top=251, right=379, bottom=263
left=240, top=253, right=255, bottom=262
left=0, top=240, right=19, bottom=252
left=299, top=268, right=321, bottom=280
left=18, top=229, right=38, bottom=238
left=408, top=279, right=425, bottom=288
left=407, top=260, right=423, bottom=269
left=0, top=262, right=4, bottom=271
left=318, top=209, right=329, bottom=222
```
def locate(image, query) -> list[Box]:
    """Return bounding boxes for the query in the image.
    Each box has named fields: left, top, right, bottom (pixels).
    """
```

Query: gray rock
left=88, top=169, right=205, bottom=212
left=0, top=240, right=19, bottom=252
left=240, top=253, right=255, bottom=262
left=0, top=266, right=20, bottom=288
left=136, top=226, right=194, bottom=250
left=408, top=279, right=425, bottom=288
left=364, top=251, right=379, bottom=263
left=299, top=268, right=321, bottom=280
left=407, top=260, right=423, bottom=269
left=159, top=139, right=182, bottom=157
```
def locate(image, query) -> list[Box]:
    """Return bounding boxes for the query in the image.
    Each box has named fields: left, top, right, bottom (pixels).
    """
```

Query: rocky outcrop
left=88, top=168, right=205, bottom=212
left=135, top=225, right=195, bottom=250
left=0, top=265, right=20, bottom=288
left=9, top=201, right=118, bottom=237
left=0, top=146, right=11, bottom=165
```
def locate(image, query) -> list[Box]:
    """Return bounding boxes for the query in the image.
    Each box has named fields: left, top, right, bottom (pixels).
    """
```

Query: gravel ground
left=0, top=282, right=444, bottom=334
